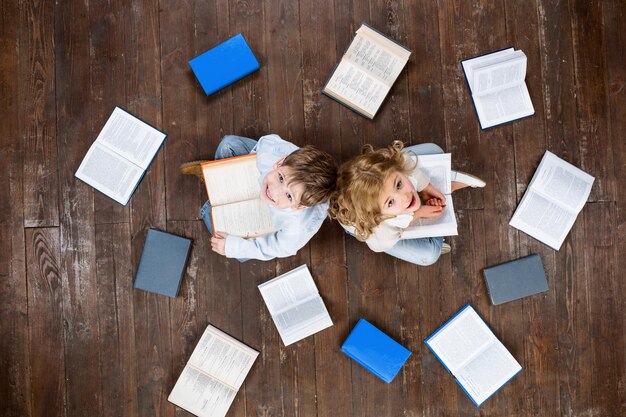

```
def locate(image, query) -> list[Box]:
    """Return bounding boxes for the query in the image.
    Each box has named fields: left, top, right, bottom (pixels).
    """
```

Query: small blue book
left=425, top=305, right=522, bottom=406
left=133, top=229, right=192, bottom=298
left=341, top=319, right=411, bottom=383
left=189, top=33, right=260, bottom=96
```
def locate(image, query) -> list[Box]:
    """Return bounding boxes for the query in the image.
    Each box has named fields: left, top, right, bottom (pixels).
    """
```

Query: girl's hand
left=211, top=232, right=228, bottom=256
left=426, top=198, right=445, bottom=207
left=419, top=183, right=446, bottom=206
left=412, top=204, right=444, bottom=220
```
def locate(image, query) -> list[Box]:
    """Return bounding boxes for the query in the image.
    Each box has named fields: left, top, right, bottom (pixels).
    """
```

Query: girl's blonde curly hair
left=328, top=141, right=416, bottom=240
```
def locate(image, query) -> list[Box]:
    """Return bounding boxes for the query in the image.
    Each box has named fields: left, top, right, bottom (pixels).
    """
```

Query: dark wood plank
left=505, top=1, right=560, bottom=415
left=584, top=202, right=623, bottom=415
left=0, top=1, right=31, bottom=415
left=570, top=0, right=615, bottom=202
left=88, top=0, right=129, bottom=224
left=54, top=0, right=103, bottom=414
left=21, top=0, right=59, bottom=227
left=95, top=223, right=138, bottom=417
left=26, top=229, right=65, bottom=417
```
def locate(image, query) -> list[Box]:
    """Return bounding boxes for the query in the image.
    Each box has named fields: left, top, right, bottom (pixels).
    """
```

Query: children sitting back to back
left=328, top=141, right=485, bottom=266
left=182, top=135, right=338, bottom=261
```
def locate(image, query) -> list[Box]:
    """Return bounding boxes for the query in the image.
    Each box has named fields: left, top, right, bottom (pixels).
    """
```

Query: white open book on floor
left=258, top=264, right=333, bottom=346
left=75, top=106, right=166, bottom=205
left=168, top=325, right=258, bottom=417
left=201, top=154, right=276, bottom=238
left=425, top=305, right=522, bottom=407
left=401, top=153, right=458, bottom=239
left=461, top=48, right=534, bottom=129
left=322, top=23, right=411, bottom=119
left=510, top=151, right=594, bottom=250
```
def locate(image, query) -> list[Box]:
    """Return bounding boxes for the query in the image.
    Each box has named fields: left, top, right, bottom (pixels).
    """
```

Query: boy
left=181, top=134, right=337, bottom=261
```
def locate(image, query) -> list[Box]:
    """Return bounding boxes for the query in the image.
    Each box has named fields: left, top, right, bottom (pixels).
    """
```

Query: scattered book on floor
left=461, top=48, right=534, bottom=129
left=133, top=229, right=192, bottom=298
left=483, top=254, right=548, bottom=305
left=401, top=153, right=458, bottom=239
left=341, top=318, right=411, bottom=383
left=509, top=151, right=594, bottom=250
left=201, top=154, right=276, bottom=238
left=425, top=305, right=522, bottom=407
left=322, top=23, right=411, bottom=119
left=189, top=33, right=260, bottom=96
left=258, top=264, right=333, bottom=346
left=168, top=325, right=258, bottom=417
left=75, top=106, right=167, bottom=205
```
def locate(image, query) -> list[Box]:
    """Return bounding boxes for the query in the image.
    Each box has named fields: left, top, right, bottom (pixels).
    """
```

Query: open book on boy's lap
left=401, top=153, right=458, bottom=239
left=462, top=48, right=534, bottom=129
left=201, top=154, right=276, bottom=238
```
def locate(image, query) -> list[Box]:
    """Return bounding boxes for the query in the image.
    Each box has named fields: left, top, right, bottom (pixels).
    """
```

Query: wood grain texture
left=1, top=1, right=625, bottom=416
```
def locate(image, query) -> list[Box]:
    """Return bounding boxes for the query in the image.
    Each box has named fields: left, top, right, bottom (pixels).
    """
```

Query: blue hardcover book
left=341, top=318, right=411, bottom=383
left=133, top=229, right=192, bottom=298
left=425, top=305, right=522, bottom=406
left=189, top=33, right=260, bottom=96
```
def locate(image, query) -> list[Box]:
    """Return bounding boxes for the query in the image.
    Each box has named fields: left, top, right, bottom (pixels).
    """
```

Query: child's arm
left=410, top=204, right=444, bottom=223
left=221, top=229, right=313, bottom=260
left=418, top=183, right=446, bottom=205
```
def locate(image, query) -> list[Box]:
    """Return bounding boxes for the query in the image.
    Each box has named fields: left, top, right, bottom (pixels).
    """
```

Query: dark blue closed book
left=341, top=318, right=411, bottom=383
left=189, top=33, right=260, bottom=96
left=133, top=229, right=192, bottom=298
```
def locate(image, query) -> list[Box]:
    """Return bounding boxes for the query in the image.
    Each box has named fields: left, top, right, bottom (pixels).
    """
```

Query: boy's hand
left=412, top=204, right=444, bottom=220
left=211, top=232, right=227, bottom=256
left=419, top=183, right=446, bottom=206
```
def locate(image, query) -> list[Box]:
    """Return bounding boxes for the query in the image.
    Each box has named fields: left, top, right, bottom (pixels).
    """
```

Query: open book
left=258, top=264, right=333, bottom=346
left=401, top=153, right=458, bottom=239
left=510, top=151, right=594, bottom=250
left=322, top=23, right=411, bottom=119
left=201, top=154, right=276, bottom=238
left=168, top=325, right=258, bottom=417
left=425, top=305, right=522, bottom=407
left=75, top=106, right=167, bottom=205
left=461, top=48, right=534, bottom=129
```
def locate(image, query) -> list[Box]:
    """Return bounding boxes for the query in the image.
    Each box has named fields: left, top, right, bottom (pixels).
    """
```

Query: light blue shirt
left=224, top=134, right=329, bottom=260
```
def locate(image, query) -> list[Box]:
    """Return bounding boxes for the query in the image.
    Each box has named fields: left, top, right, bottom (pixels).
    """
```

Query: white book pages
left=510, top=151, right=594, bottom=250
left=461, top=48, right=515, bottom=93
left=202, top=155, right=262, bottom=206
left=75, top=142, right=144, bottom=205
left=168, top=325, right=258, bottom=417
left=211, top=198, right=275, bottom=238
left=474, top=82, right=534, bottom=129
left=324, top=64, right=389, bottom=118
left=95, top=107, right=165, bottom=169
left=471, top=52, right=527, bottom=95
left=258, top=265, right=333, bottom=346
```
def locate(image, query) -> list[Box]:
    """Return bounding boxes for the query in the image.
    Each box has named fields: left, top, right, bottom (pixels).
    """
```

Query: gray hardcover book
left=483, top=254, right=548, bottom=305
left=134, top=229, right=192, bottom=298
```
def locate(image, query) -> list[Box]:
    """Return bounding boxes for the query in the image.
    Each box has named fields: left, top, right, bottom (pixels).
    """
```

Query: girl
left=328, top=141, right=485, bottom=266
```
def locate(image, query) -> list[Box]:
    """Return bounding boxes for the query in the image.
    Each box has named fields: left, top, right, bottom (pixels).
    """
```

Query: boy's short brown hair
left=282, top=146, right=338, bottom=207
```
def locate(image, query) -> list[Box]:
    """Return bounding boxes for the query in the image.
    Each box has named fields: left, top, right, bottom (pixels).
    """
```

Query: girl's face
left=378, top=171, right=421, bottom=216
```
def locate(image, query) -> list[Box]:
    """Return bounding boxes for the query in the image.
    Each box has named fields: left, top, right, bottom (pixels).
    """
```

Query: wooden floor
left=2, top=0, right=625, bottom=416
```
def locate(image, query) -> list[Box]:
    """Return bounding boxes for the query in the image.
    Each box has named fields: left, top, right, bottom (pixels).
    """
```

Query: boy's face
left=261, top=158, right=306, bottom=210
left=379, top=171, right=421, bottom=216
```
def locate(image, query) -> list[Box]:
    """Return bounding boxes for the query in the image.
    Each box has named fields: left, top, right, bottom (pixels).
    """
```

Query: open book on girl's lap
left=401, top=153, right=458, bottom=239
left=201, top=154, right=277, bottom=238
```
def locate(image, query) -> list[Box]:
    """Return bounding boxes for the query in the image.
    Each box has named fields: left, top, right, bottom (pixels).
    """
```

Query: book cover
left=189, top=33, right=260, bottom=96
left=133, top=229, right=192, bottom=297
left=341, top=318, right=411, bottom=383
left=483, top=254, right=548, bottom=305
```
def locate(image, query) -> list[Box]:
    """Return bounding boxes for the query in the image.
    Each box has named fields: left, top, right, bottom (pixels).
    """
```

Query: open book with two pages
left=425, top=305, right=522, bottom=407
left=168, top=325, right=258, bottom=417
left=462, top=48, right=535, bottom=129
left=510, top=151, right=594, bottom=250
left=401, top=153, right=458, bottom=239
left=75, top=107, right=167, bottom=205
left=322, top=23, right=411, bottom=119
left=201, top=154, right=276, bottom=238
left=258, top=265, right=333, bottom=346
